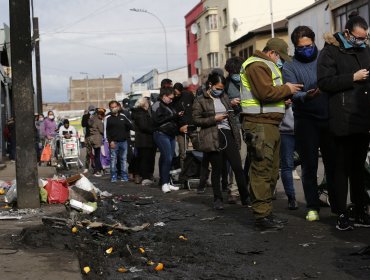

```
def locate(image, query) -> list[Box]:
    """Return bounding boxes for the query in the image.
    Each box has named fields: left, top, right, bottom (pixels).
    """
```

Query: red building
left=185, top=1, right=203, bottom=90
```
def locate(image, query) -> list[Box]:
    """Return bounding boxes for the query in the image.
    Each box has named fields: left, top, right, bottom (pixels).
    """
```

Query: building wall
left=157, top=66, right=188, bottom=85
left=288, top=1, right=331, bottom=54
left=193, top=0, right=314, bottom=81
left=230, top=32, right=289, bottom=61
left=69, top=75, right=123, bottom=110
left=185, top=1, right=203, bottom=79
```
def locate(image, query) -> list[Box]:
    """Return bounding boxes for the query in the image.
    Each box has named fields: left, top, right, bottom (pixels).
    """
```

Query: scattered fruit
left=106, top=247, right=113, bottom=254
left=71, top=227, right=78, bottom=233
left=139, top=247, right=145, bottom=254
left=107, top=230, right=113, bottom=235
left=154, top=263, right=164, bottom=271
left=117, top=267, right=128, bottom=273
left=147, top=260, right=155, bottom=266
left=0, top=188, right=5, bottom=195
left=179, top=235, right=188, bottom=241
left=83, top=266, right=90, bottom=274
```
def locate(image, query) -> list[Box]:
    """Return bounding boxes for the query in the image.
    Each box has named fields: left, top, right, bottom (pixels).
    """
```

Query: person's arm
left=317, top=46, right=354, bottom=93
left=70, top=126, right=77, bottom=136
left=192, top=98, right=217, bottom=128
left=246, top=62, right=292, bottom=103
left=81, top=114, right=89, bottom=128
left=282, top=63, right=306, bottom=103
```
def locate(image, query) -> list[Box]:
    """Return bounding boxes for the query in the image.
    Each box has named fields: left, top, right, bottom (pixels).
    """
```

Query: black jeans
left=93, top=147, right=102, bottom=173
left=330, top=133, right=370, bottom=214
left=206, top=129, right=249, bottom=202
left=137, top=147, right=156, bottom=180
left=295, top=117, right=335, bottom=211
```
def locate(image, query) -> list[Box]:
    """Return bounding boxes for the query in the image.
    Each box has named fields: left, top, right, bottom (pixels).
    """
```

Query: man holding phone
left=240, top=38, right=303, bottom=230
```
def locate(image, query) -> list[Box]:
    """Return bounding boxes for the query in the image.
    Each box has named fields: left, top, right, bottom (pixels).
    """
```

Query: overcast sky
left=0, top=0, right=199, bottom=102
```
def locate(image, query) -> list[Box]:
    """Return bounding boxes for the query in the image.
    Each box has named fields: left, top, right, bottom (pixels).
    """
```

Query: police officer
left=240, top=38, right=302, bottom=230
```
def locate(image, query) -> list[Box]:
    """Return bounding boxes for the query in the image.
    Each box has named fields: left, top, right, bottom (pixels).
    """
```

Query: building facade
left=186, top=0, right=314, bottom=82
left=226, top=19, right=289, bottom=61
left=68, top=75, right=123, bottom=110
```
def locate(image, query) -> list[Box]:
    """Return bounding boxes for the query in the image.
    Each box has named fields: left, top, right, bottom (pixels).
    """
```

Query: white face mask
left=48, top=115, right=54, bottom=120
left=89, top=110, right=95, bottom=115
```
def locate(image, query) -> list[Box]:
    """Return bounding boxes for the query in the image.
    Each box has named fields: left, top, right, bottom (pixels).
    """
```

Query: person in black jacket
left=317, top=12, right=370, bottom=230
left=152, top=87, right=182, bottom=193
left=131, top=97, right=156, bottom=186
left=104, top=100, right=133, bottom=183
left=172, top=82, right=194, bottom=170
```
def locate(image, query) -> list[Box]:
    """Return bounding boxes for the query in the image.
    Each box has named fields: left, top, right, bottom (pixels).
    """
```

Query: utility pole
left=270, top=0, right=275, bottom=38
left=33, top=17, right=43, bottom=114
left=9, top=0, right=40, bottom=209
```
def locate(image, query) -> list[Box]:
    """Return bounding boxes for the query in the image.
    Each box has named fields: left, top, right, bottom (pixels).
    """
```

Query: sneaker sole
left=336, top=225, right=354, bottom=231
left=353, top=223, right=370, bottom=228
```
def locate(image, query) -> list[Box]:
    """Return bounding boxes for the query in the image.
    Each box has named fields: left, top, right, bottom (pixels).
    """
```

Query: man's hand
left=215, top=113, right=227, bottom=122
left=179, top=125, right=188, bottom=133
left=284, top=99, right=292, bottom=105
left=306, top=88, right=320, bottom=99
left=286, top=83, right=304, bottom=94
left=109, top=141, right=116, bottom=149
left=230, top=98, right=240, bottom=106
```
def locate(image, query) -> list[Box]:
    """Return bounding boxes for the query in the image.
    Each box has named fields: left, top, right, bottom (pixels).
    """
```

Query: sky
left=0, top=0, right=314, bottom=103
left=0, top=0, right=199, bottom=102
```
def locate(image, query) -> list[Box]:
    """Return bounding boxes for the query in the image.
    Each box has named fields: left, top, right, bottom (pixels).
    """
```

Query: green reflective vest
left=240, top=56, right=285, bottom=114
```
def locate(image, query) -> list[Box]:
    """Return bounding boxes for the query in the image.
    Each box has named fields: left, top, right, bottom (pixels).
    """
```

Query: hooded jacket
left=317, top=32, right=370, bottom=136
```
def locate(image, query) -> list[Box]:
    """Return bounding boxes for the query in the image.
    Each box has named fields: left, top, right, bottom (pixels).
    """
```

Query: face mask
left=295, top=45, right=316, bottom=58
left=48, top=115, right=54, bottom=120
left=276, top=59, right=283, bottom=69
left=89, top=110, right=95, bottom=115
left=110, top=107, right=119, bottom=114
left=348, top=35, right=366, bottom=48
left=231, top=74, right=241, bottom=83
left=210, top=88, right=224, bottom=97
left=39, top=118, right=44, bottom=122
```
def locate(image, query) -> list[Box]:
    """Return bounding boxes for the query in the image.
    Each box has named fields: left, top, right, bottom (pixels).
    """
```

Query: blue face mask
left=295, top=45, right=316, bottom=58
left=231, top=74, right=241, bottom=83
left=210, top=88, right=224, bottom=97
left=276, top=59, right=283, bottom=69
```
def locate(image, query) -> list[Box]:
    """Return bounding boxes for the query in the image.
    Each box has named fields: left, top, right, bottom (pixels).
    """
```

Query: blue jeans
left=280, top=134, right=296, bottom=198
left=110, top=141, right=128, bottom=180
left=153, top=131, right=175, bottom=184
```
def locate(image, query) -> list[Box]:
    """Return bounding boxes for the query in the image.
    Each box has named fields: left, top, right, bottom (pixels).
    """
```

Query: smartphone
left=227, top=109, right=234, bottom=114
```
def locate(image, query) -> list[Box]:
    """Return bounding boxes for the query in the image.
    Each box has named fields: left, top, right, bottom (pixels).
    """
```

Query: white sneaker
left=168, top=184, right=179, bottom=191
left=162, top=183, right=171, bottom=193
left=142, top=179, right=153, bottom=186
left=292, top=170, right=301, bottom=180
left=83, top=169, right=89, bottom=174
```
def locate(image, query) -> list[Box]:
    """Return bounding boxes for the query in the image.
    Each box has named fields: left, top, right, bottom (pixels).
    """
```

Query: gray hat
left=88, top=105, right=95, bottom=111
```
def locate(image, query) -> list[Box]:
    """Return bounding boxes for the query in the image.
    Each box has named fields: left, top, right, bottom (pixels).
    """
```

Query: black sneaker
left=241, top=197, right=252, bottom=208
left=255, top=215, right=284, bottom=230
left=354, top=212, right=370, bottom=228
left=197, top=186, right=206, bottom=194
left=213, top=199, right=224, bottom=210
left=336, top=214, right=354, bottom=231
left=288, top=198, right=298, bottom=210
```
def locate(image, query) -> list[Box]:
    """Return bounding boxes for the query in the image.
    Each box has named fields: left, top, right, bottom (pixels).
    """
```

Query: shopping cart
left=58, top=136, right=83, bottom=169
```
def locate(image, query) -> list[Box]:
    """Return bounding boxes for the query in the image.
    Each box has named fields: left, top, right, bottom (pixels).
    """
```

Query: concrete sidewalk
left=0, top=160, right=82, bottom=280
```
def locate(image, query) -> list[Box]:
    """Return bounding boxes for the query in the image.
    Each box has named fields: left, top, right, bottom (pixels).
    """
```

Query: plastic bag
left=40, top=143, right=52, bottom=162
left=39, top=187, right=48, bottom=203
left=4, top=181, right=17, bottom=203
left=44, top=179, right=69, bottom=204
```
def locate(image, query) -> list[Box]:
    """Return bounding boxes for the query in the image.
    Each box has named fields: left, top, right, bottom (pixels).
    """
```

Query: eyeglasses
left=347, top=29, right=369, bottom=41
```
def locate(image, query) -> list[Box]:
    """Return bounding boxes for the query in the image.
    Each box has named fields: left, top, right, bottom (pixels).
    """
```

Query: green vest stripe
left=240, top=56, right=285, bottom=114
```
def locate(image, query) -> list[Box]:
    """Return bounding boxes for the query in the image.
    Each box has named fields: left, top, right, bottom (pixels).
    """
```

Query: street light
left=130, top=8, right=169, bottom=78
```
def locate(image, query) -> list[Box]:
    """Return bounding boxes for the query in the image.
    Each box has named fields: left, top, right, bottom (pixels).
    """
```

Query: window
left=223, top=9, right=228, bottom=26
left=206, top=14, right=218, bottom=31
left=333, top=2, right=369, bottom=32
left=195, top=23, right=201, bottom=40
left=187, top=30, right=190, bottom=46
left=208, top=52, right=219, bottom=68
left=239, top=46, right=253, bottom=60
